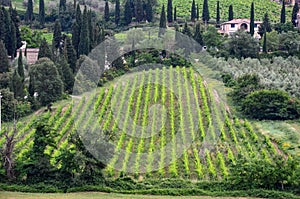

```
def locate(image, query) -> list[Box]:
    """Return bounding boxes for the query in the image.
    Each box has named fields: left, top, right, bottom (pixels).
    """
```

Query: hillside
left=0, top=66, right=290, bottom=180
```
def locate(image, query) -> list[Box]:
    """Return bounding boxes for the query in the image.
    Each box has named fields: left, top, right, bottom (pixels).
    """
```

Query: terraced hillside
left=0, top=66, right=287, bottom=180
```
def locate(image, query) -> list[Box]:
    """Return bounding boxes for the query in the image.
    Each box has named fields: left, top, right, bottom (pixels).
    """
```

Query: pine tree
left=64, top=36, right=77, bottom=73
left=52, top=20, right=62, bottom=53
left=115, top=0, right=120, bottom=24
left=39, top=0, right=45, bottom=27
left=17, top=49, right=24, bottom=80
left=263, top=31, right=267, bottom=53
left=135, top=0, right=143, bottom=22
left=228, top=5, right=233, bottom=21
left=38, top=38, right=52, bottom=60
left=281, top=0, right=286, bottom=24
left=159, top=4, right=166, bottom=36
left=78, top=6, right=90, bottom=55
left=194, top=22, right=204, bottom=46
left=167, top=0, right=173, bottom=23
left=202, top=0, right=210, bottom=23
left=191, top=0, right=196, bottom=22
left=104, top=0, right=110, bottom=22
left=0, top=40, right=9, bottom=73
left=292, top=2, right=299, bottom=26
left=250, top=2, right=255, bottom=36
left=124, top=0, right=132, bottom=25
left=145, top=0, right=153, bottom=22
left=174, top=6, right=177, bottom=21
left=216, top=1, right=220, bottom=25
left=26, top=0, right=33, bottom=22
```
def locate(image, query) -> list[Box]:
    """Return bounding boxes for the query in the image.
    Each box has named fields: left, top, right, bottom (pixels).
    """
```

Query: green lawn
left=0, top=192, right=260, bottom=199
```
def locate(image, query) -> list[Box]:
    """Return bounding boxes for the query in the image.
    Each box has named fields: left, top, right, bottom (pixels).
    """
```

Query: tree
left=59, top=0, right=67, bottom=13
left=167, top=0, right=173, bottom=23
left=0, top=40, right=9, bottom=73
left=78, top=6, right=90, bottom=56
left=135, top=0, right=143, bottom=22
left=216, top=1, right=220, bottom=25
left=194, top=22, right=204, bottom=46
left=38, top=38, right=52, bottom=60
left=145, top=0, right=153, bottom=22
left=2, top=8, right=16, bottom=58
left=226, top=30, right=260, bottom=59
left=281, top=0, right=286, bottom=24
left=258, top=12, right=272, bottom=37
left=182, top=21, right=192, bottom=37
left=124, top=0, right=132, bottom=25
left=0, top=89, right=15, bottom=121
left=29, top=58, right=63, bottom=106
left=39, top=0, right=45, bottom=27
left=202, top=0, right=210, bottom=24
left=11, top=69, right=24, bottom=99
left=174, top=6, right=176, bottom=21
left=159, top=4, right=166, bottom=36
left=264, top=31, right=279, bottom=52
left=25, top=0, right=33, bottom=22
left=250, top=2, right=255, bottom=36
left=115, top=0, right=120, bottom=24
left=64, top=36, right=77, bottom=74
left=17, top=49, right=24, bottom=80
left=52, top=20, right=62, bottom=53
left=72, top=22, right=80, bottom=57
left=228, top=5, right=233, bottom=21
left=203, top=26, right=222, bottom=48
left=191, top=0, right=196, bottom=22
left=9, top=8, right=22, bottom=50
left=263, top=31, right=267, bottom=53
left=104, top=0, right=110, bottom=22
left=57, top=54, right=74, bottom=93
left=292, top=2, right=299, bottom=26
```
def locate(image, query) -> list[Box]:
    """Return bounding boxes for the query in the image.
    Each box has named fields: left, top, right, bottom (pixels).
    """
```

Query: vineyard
left=0, top=66, right=288, bottom=180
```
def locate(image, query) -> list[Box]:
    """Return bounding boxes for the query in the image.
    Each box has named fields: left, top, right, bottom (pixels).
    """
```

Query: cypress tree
left=0, top=9, right=5, bottom=41
left=38, top=38, right=52, bottom=60
left=64, top=36, right=77, bottom=74
left=194, top=22, right=204, bottom=46
left=174, top=6, right=177, bottom=21
left=58, top=54, right=74, bottom=93
left=59, top=0, right=67, bottom=13
left=135, top=0, right=143, bottom=22
left=52, top=20, right=62, bottom=53
left=258, top=12, right=272, bottom=37
left=78, top=6, right=90, bottom=55
left=2, top=8, right=15, bottom=58
left=281, top=0, right=286, bottom=24
left=88, top=10, right=93, bottom=51
left=202, top=0, right=210, bottom=23
left=10, top=19, right=17, bottom=59
left=76, top=4, right=82, bottom=27
left=17, top=49, right=24, bottom=80
left=191, top=0, right=196, bottom=22
left=26, top=0, right=33, bottom=22
left=292, top=2, right=299, bottom=26
left=10, top=8, right=22, bottom=49
left=39, top=0, right=45, bottom=27
left=145, top=0, right=153, bottom=22
left=0, top=40, right=9, bottom=73
left=159, top=4, right=166, bottom=36
left=11, top=69, right=24, bottom=99
left=24, top=47, right=27, bottom=57
left=250, top=2, right=255, bottom=36
left=263, top=31, right=267, bottom=53
left=124, top=0, right=132, bottom=25
left=196, top=4, right=199, bottom=21
left=182, top=22, right=192, bottom=37
left=167, top=0, right=173, bottom=23
left=115, top=0, right=120, bottom=24
left=216, top=1, right=220, bottom=25
left=228, top=5, right=233, bottom=21
left=72, top=22, right=80, bottom=57
left=104, top=0, right=110, bottom=22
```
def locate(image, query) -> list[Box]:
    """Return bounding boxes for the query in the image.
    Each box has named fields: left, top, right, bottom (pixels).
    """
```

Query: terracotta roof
left=221, top=19, right=262, bottom=25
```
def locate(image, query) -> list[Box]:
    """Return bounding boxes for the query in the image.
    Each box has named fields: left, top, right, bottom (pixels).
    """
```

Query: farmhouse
left=218, top=19, right=262, bottom=38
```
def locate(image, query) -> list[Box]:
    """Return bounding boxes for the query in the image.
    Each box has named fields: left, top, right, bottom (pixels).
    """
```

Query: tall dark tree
left=202, top=0, right=210, bottom=23
left=2, top=8, right=16, bottom=58
left=115, top=0, right=120, bottom=24
left=258, top=12, right=272, bottom=37
left=39, top=0, right=45, bottom=27
left=194, top=22, right=204, bottom=46
left=38, top=38, right=52, bottom=60
left=281, top=0, right=286, bottom=24
left=250, top=2, right=255, bottom=36
left=124, top=0, right=132, bottom=25
left=174, top=6, right=177, bottom=21
left=263, top=30, right=267, bottom=53
left=87, top=10, right=93, bottom=51
left=145, top=0, right=153, bottom=22
left=26, top=0, right=33, bottom=22
left=159, top=4, right=166, bottom=36
left=78, top=6, right=90, bottom=55
left=196, top=4, right=199, bottom=21
left=191, top=0, right=196, bottom=22
left=59, top=0, right=67, bottom=13
left=57, top=54, right=74, bottom=93
left=104, top=0, right=110, bottom=22
left=292, top=2, right=299, bottom=26
left=228, top=5, right=233, bottom=21
left=182, top=22, right=192, bottom=37
left=0, top=40, right=9, bottom=73
left=216, top=1, right=220, bottom=25
left=17, top=49, right=24, bottom=80
left=64, top=36, right=77, bottom=74
left=135, top=0, right=143, bottom=22
left=9, top=8, right=22, bottom=50
left=167, top=0, right=173, bottom=23
left=72, top=22, right=80, bottom=57
left=75, top=4, right=82, bottom=27
left=11, top=69, right=24, bottom=99
left=52, top=20, right=62, bottom=53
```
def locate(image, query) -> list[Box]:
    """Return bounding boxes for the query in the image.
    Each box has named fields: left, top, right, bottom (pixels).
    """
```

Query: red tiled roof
left=221, top=19, right=262, bottom=25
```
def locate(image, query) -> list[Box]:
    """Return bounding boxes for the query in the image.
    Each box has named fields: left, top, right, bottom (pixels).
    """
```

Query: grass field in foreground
left=0, top=191, right=261, bottom=199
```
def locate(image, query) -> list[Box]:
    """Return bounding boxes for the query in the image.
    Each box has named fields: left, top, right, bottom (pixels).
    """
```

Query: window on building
left=231, top=24, right=235, bottom=28
left=254, top=24, right=258, bottom=28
